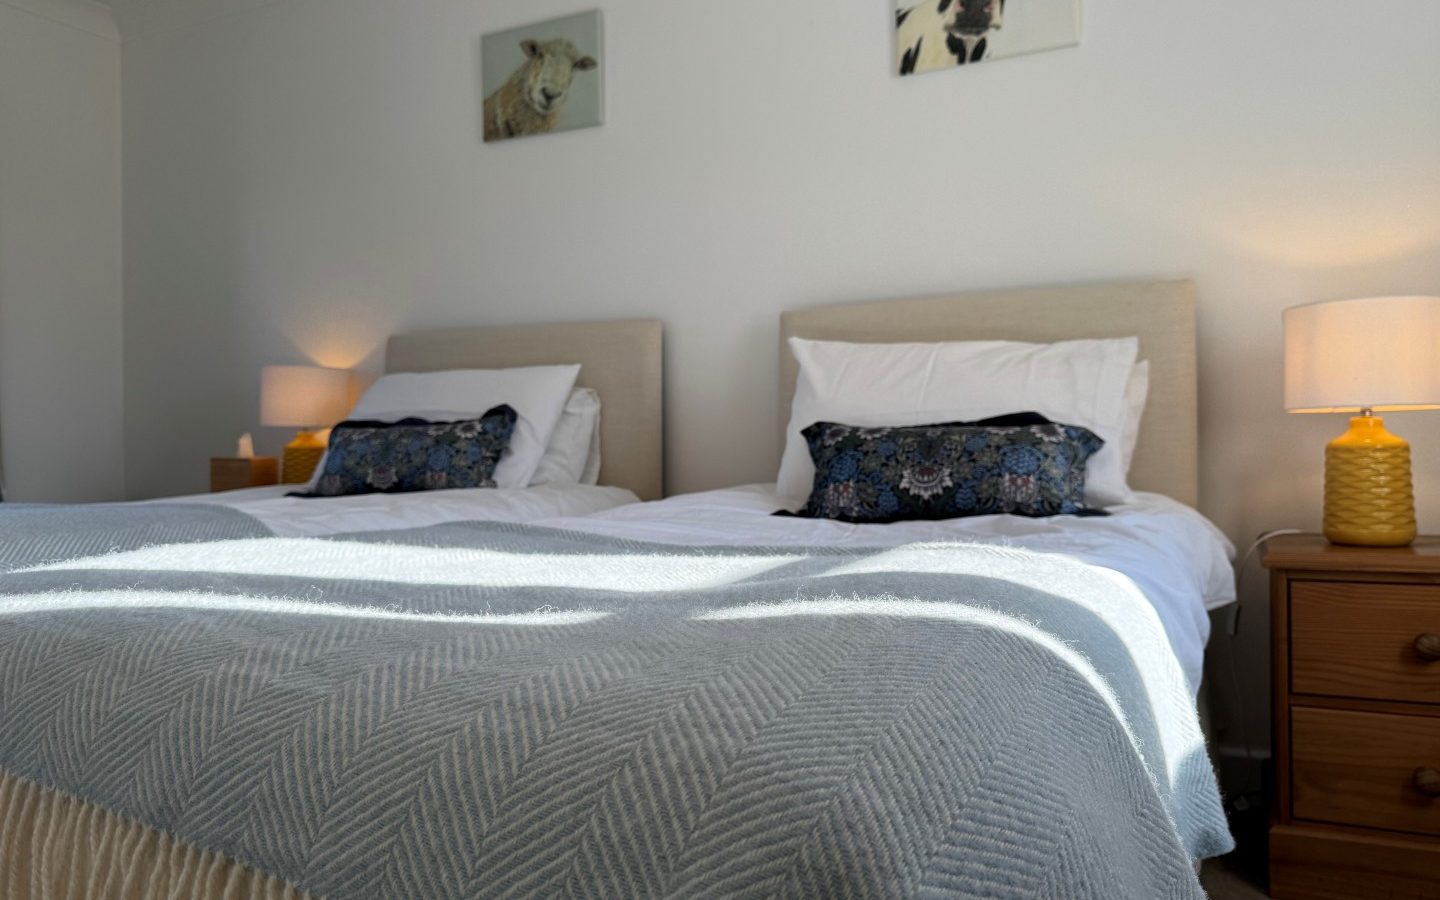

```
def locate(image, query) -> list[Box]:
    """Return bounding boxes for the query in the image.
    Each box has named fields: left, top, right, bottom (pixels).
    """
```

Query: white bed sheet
left=538, top=484, right=1236, bottom=692
left=162, top=483, right=639, bottom=537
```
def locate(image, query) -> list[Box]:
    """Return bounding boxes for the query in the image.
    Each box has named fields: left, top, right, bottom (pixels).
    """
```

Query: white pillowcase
left=777, top=337, right=1139, bottom=508
left=531, top=388, right=602, bottom=486
left=1120, top=360, right=1150, bottom=478
left=346, top=365, right=581, bottom=489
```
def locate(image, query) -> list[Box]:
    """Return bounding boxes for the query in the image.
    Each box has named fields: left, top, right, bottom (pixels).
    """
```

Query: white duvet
left=538, top=484, right=1236, bottom=692
left=162, top=483, right=639, bottom=537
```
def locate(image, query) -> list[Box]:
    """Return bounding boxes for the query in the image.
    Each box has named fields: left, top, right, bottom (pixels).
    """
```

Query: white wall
left=0, top=0, right=124, bottom=502
left=120, top=0, right=1440, bottom=763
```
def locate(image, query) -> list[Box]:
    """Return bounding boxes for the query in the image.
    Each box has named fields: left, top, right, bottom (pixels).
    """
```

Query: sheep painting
left=895, top=0, right=1081, bottom=77
left=481, top=12, right=603, bottom=143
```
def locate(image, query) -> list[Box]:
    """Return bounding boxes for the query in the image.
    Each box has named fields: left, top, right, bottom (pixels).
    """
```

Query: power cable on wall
left=1215, top=529, right=1303, bottom=817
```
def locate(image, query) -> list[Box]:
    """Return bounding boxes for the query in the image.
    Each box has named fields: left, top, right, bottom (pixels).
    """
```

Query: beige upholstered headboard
left=780, top=280, right=1199, bottom=507
left=386, top=319, right=664, bottom=501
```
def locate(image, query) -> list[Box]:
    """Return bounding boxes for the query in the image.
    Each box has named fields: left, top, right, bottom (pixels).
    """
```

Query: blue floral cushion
left=788, top=419, right=1105, bottom=523
left=303, top=406, right=517, bottom=498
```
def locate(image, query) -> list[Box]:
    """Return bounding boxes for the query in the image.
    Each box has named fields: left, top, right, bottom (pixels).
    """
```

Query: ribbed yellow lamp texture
left=1322, top=416, right=1416, bottom=546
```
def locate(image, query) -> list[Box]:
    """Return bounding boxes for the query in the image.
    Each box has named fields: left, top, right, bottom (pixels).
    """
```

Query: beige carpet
left=1201, top=855, right=1269, bottom=899
left=1199, top=803, right=1270, bottom=899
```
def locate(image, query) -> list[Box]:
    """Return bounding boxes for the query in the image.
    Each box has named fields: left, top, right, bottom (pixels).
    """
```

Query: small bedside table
left=210, top=456, right=279, bottom=493
left=1264, top=535, right=1440, bottom=899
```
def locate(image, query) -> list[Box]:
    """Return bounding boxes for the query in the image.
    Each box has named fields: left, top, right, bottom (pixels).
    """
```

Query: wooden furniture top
left=1263, top=534, right=1440, bottom=575
left=210, top=456, right=279, bottom=493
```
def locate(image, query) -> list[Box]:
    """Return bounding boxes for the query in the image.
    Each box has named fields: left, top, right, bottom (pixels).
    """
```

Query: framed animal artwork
left=896, top=0, right=1081, bottom=76
left=482, top=11, right=603, bottom=143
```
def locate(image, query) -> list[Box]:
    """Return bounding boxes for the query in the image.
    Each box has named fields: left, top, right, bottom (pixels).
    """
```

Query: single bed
left=0, top=282, right=1231, bottom=899
left=542, top=279, right=1229, bottom=690
left=188, top=318, right=663, bottom=528
left=525, top=277, right=1235, bottom=879
left=3, top=318, right=663, bottom=555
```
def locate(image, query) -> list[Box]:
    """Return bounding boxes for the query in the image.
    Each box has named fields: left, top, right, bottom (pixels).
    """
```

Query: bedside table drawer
left=1292, top=706, right=1440, bottom=837
left=211, top=457, right=280, bottom=493
left=1292, top=582, right=1440, bottom=704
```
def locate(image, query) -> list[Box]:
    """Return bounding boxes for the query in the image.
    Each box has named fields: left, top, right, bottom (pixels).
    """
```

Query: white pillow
left=1120, top=361, right=1150, bottom=478
left=346, top=365, right=580, bottom=489
left=530, top=388, right=602, bottom=486
left=777, top=337, right=1139, bottom=508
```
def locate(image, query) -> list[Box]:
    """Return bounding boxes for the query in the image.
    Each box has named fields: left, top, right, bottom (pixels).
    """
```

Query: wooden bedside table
left=1264, top=535, right=1440, bottom=899
left=210, top=457, right=279, bottom=493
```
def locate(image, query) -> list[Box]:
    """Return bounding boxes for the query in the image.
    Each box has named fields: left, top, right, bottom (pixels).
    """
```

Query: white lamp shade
left=1284, top=296, right=1440, bottom=414
left=259, top=365, right=353, bottom=428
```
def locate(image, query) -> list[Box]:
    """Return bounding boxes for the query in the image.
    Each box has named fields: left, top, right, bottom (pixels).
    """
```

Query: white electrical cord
left=1218, top=528, right=1304, bottom=767
left=1228, top=529, right=1304, bottom=636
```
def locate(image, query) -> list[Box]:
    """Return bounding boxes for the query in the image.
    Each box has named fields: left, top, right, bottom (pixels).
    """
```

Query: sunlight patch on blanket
left=698, top=597, right=1140, bottom=748
left=18, top=538, right=803, bottom=592
left=0, top=590, right=610, bottom=626
left=744, top=546, right=1205, bottom=797
left=819, top=542, right=1203, bottom=780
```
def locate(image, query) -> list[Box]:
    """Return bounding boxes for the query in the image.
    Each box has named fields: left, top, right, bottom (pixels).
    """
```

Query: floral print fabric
left=790, top=419, right=1105, bottom=523
left=306, top=406, right=517, bottom=497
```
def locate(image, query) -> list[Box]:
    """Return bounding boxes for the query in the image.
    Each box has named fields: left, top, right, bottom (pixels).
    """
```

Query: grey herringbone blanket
left=0, top=509, right=1230, bottom=898
left=0, top=502, right=270, bottom=571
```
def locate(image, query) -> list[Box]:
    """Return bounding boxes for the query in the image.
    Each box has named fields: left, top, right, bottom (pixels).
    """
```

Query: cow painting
left=896, top=0, right=1081, bottom=77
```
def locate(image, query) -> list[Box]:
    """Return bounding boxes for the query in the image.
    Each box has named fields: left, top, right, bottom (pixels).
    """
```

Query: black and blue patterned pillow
left=787, top=417, right=1105, bottom=523
left=302, top=405, right=517, bottom=498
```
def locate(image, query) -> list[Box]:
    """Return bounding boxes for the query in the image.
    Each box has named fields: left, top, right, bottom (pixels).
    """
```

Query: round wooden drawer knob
left=1417, top=768, right=1440, bottom=798
left=1415, top=633, right=1440, bottom=662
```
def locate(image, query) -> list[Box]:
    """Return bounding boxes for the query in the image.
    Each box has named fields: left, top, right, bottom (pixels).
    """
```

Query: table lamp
left=260, top=365, right=353, bottom=484
left=1284, top=295, right=1440, bottom=546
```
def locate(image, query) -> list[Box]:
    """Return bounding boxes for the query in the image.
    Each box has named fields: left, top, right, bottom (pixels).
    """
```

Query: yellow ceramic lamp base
left=281, top=430, right=328, bottom=485
left=1323, top=415, right=1416, bottom=547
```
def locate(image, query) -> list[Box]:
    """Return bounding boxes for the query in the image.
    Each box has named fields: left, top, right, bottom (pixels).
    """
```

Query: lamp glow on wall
left=1284, top=296, right=1440, bottom=546
left=260, top=365, right=353, bottom=484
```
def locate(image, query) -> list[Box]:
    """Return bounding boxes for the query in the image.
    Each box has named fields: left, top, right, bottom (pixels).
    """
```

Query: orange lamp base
left=280, top=430, right=327, bottom=485
left=1323, top=415, right=1417, bottom=547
